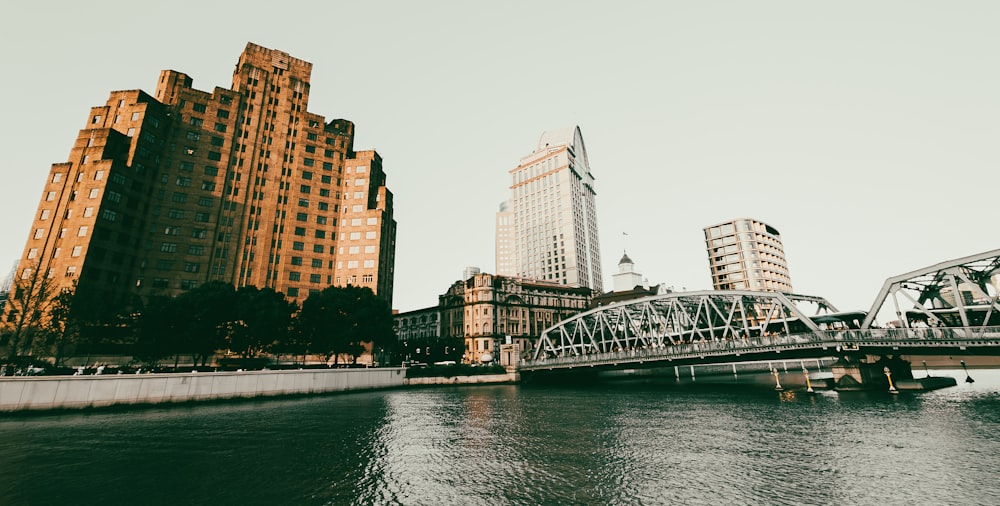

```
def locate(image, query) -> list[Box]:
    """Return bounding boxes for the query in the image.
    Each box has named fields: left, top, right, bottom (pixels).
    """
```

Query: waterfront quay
left=0, top=365, right=523, bottom=413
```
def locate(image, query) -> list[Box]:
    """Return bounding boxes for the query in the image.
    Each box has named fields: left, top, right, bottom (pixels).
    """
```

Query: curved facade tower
left=704, top=218, right=792, bottom=293
left=497, top=126, right=603, bottom=291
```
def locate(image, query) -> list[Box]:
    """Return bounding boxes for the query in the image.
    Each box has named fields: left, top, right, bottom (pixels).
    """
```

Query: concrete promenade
left=0, top=367, right=406, bottom=412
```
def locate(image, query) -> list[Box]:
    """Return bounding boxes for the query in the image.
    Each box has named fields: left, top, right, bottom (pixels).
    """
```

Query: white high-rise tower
left=496, top=126, right=603, bottom=291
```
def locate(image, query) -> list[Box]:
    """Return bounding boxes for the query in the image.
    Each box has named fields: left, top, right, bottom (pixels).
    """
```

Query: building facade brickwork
left=11, top=43, right=395, bottom=318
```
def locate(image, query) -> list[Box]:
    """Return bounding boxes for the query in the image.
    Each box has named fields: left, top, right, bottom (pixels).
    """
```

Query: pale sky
left=2, top=1, right=997, bottom=318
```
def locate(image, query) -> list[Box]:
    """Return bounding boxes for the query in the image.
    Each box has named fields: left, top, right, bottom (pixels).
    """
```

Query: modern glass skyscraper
left=496, top=126, right=603, bottom=291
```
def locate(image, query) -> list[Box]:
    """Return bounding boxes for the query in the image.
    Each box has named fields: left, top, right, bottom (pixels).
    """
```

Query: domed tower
left=613, top=251, right=645, bottom=292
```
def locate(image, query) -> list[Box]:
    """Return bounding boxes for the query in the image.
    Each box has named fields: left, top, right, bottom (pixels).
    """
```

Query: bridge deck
left=520, top=327, right=1000, bottom=372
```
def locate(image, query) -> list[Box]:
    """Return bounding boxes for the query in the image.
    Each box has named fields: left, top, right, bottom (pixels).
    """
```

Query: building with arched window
left=394, top=271, right=594, bottom=365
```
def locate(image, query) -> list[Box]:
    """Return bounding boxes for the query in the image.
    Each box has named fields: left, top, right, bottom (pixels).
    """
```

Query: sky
left=1, top=1, right=998, bottom=319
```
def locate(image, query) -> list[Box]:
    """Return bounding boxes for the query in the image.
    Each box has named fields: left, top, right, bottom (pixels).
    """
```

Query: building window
left=172, top=192, right=188, bottom=203
left=184, top=262, right=201, bottom=273
left=214, top=123, right=227, bottom=132
left=186, top=131, right=201, bottom=141
left=176, top=177, right=192, bottom=187
left=197, top=197, right=213, bottom=207
left=286, top=287, right=299, bottom=297
left=311, top=259, right=323, bottom=268
left=309, top=274, right=321, bottom=283
left=363, top=260, right=375, bottom=268
left=77, top=226, right=88, bottom=237
left=289, top=272, right=301, bottom=281
left=292, top=242, right=304, bottom=251
left=89, top=189, right=100, bottom=199
left=294, top=227, right=306, bottom=236
left=161, top=243, right=178, bottom=253
left=189, top=118, right=203, bottom=127
left=291, top=256, right=303, bottom=266
left=168, top=209, right=185, bottom=219
left=300, top=185, right=311, bottom=193
left=347, top=261, right=359, bottom=268
left=194, top=213, right=209, bottom=222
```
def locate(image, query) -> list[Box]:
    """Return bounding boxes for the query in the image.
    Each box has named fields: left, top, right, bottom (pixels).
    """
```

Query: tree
left=134, top=295, right=184, bottom=367
left=3, top=262, right=60, bottom=363
left=174, top=281, right=237, bottom=366
left=43, top=284, right=79, bottom=366
left=297, top=285, right=395, bottom=364
left=227, top=286, right=295, bottom=358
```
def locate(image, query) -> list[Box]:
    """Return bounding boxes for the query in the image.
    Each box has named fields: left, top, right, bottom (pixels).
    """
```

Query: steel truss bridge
left=520, top=249, right=1000, bottom=374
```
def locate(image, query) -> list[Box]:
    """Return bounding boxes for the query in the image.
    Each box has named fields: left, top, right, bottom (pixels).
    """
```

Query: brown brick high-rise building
left=11, top=42, right=396, bottom=319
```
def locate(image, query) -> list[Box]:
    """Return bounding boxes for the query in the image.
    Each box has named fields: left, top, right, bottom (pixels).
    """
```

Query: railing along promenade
left=520, top=326, right=1000, bottom=372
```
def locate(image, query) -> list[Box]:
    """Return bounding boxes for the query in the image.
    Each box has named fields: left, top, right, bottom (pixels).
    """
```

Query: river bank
left=0, top=366, right=528, bottom=413
left=0, top=367, right=406, bottom=412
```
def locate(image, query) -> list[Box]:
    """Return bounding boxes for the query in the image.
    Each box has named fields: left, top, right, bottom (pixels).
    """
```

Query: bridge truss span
left=530, top=290, right=838, bottom=361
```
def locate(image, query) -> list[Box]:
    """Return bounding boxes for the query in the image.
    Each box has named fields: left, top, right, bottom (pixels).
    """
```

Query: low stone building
left=394, top=271, right=593, bottom=365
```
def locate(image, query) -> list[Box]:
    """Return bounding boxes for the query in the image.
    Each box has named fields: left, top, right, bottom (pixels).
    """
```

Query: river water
left=1, top=369, right=999, bottom=505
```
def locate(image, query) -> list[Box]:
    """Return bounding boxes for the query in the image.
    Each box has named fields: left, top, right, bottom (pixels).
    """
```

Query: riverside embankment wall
left=0, top=367, right=406, bottom=412
left=404, top=373, right=518, bottom=386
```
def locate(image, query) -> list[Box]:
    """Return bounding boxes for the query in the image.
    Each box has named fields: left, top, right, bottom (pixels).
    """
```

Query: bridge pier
left=831, top=355, right=914, bottom=391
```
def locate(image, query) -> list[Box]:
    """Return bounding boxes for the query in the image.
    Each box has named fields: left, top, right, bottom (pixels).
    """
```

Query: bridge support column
left=831, top=355, right=913, bottom=391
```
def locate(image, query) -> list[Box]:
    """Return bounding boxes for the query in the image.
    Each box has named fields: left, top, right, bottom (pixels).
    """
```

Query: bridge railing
left=520, top=326, right=1000, bottom=370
